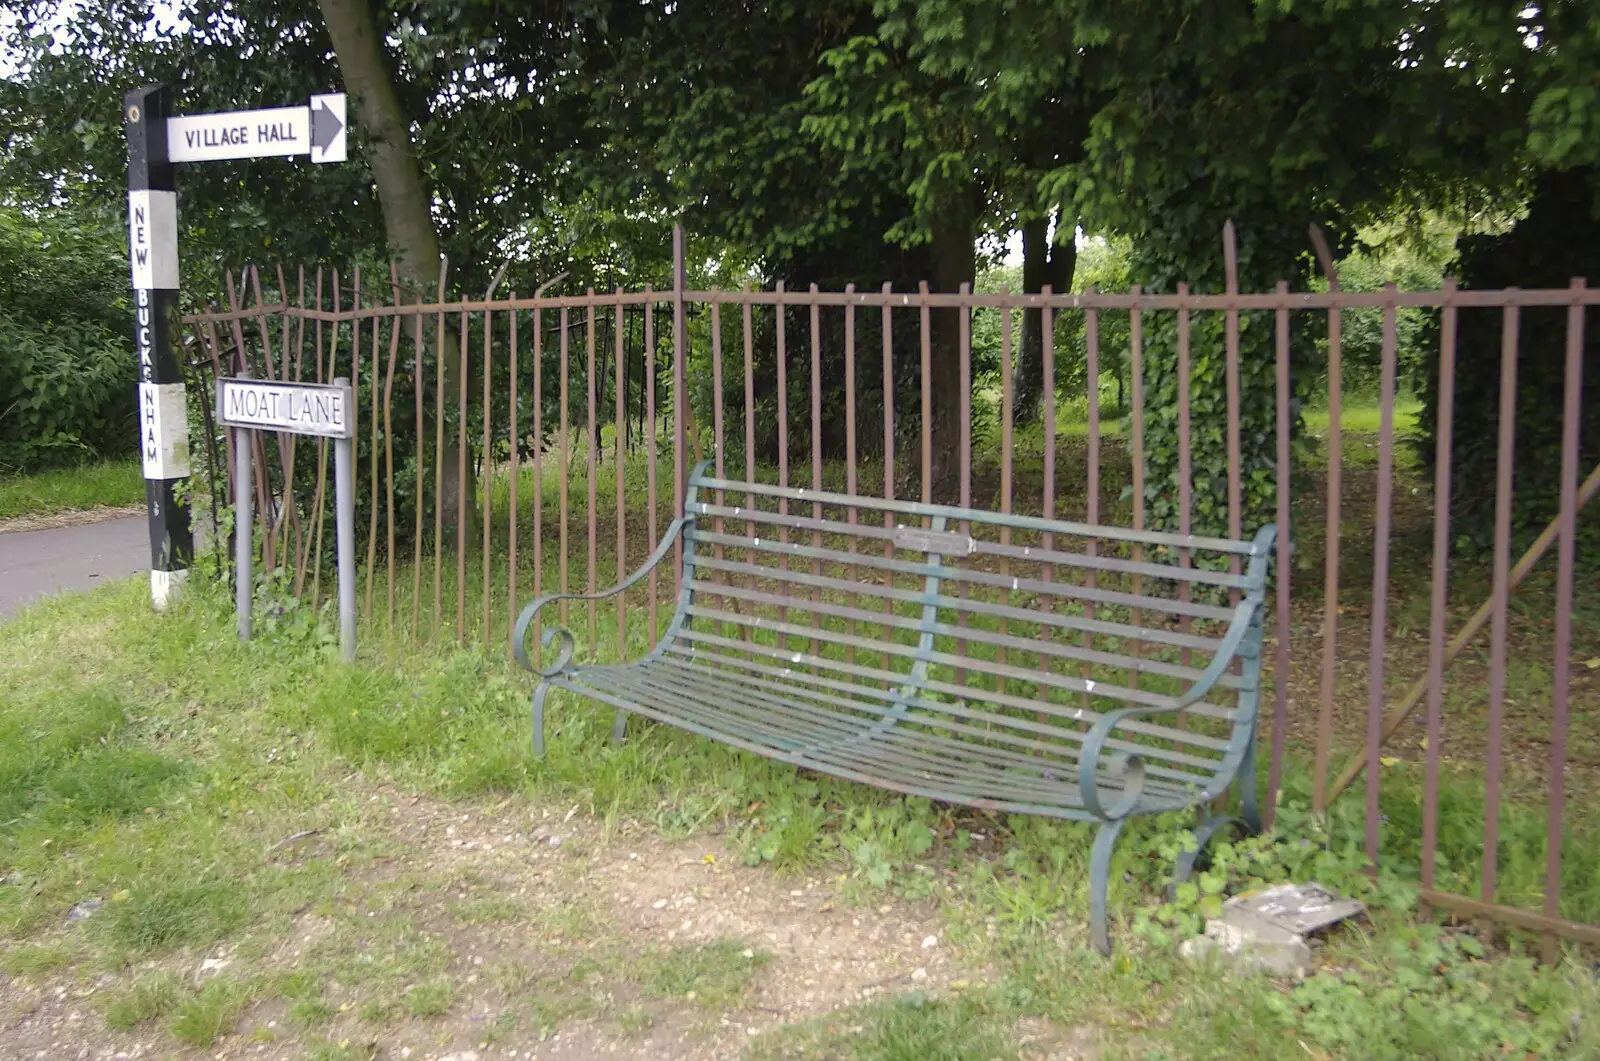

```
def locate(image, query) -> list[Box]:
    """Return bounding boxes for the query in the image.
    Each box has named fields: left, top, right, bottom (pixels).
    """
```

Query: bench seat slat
left=688, top=578, right=1243, bottom=691
left=556, top=672, right=1196, bottom=812
left=695, top=475, right=1262, bottom=556
left=682, top=603, right=1240, bottom=720
left=694, top=554, right=1228, bottom=653
left=654, top=648, right=1222, bottom=785
left=548, top=677, right=1179, bottom=821
left=667, top=627, right=1237, bottom=759
left=691, top=529, right=1237, bottom=622
left=691, top=502, right=1251, bottom=590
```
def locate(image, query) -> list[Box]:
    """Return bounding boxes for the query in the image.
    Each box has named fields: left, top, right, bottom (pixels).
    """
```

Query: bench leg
left=1170, top=738, right=1263, bottom=898
left=1090, top=817, right=1128, bottom=956
left=1237, top=734, right=1262, bottom=834
left=531, top=681, right=552, bottom=758
left=611, top=708, right=630, bottom=746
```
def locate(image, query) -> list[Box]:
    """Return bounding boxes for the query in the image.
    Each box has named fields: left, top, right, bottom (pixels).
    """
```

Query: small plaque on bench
left=891, top=525, right=977, bottom=556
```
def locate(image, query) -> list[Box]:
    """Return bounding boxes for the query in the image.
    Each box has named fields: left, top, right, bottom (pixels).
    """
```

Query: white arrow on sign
left=166, top=93, right=346, bottom=165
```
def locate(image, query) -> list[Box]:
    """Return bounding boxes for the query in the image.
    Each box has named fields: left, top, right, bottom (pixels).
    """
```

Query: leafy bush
left=0, top=205, right=136, bottom=472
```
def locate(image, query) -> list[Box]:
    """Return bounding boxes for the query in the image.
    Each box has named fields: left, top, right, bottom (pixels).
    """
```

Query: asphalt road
left=0, top=515, right=148, bottom=621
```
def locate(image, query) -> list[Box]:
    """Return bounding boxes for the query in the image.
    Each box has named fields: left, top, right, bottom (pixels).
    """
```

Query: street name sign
left=125, top=83, right=351, bottom=617
left=218, top=378, right=354, bottom=439
left=167, top=93, right=346, bottom=164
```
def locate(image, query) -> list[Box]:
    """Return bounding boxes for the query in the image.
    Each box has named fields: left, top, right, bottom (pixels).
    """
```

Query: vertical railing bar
left=958, top=283, right=972, bottom=687
left=1224, top=223, right=1244, bottom=585
left=456, top=308, right=469, bottom=641
left=1223, top=228, right=1244, bottom=792
left=1420, top=280, right=1457, bottom=895
left=615, top=291, right=628, bottom=660
left=294, top=268, right=327, bottom=599
left=203, top=313, right=233, bottom=508
left=560, top=306, right=571, bottom=628
left=843, top=286, right=858, bottom=663
left=1543, top=279, right=1585, bottom=962
left=285, top=265, right=305, bottom=578
left=482, top=297, right=496, bottom=649
left=644, top=294, right=658, bottom=648
left=712, top=298, right=728, bottom=636
left=250, top=267, right=288, bottom=570
left=778, top=282, right=791, bottom=649
left=1083, top=294, right=1101, bottom=706
left=1267, top=281, right=1294, bottom=828
left=881, top=284, right=896, bottom=644
left=1176, top=282, right=1193, bottom=719
left=313, top=270, right=343, bottom=612
left=384, top=266, right=402, bottom=635
left=533, top=303, right=545, bottom=649
left=673, top=225, right=687, bottom=584
left=507, top=298, right=520, bottom=655
left=919, top=281, right=932, bottom=506
left=1128, top=286, right=1145, bottom=690
left=225, top=269, right=273, bottom=575
left=587, top=295, right=599, bottom=650
left=1041, top=289, right=1057, bottom=700
left=742, top=289, right=757, bottom=648
left=432, top=263, right=448, bottom=640
left=1314, top=290, right=1343, bottom=812
left=1363, top=286, right=1400, bottom=866
left=364, top=280, right=383, bottom=621
left=810, top=285, right=823, bottom=653
left=413, top=291, right=425, bottom=641
left=1483, top=297, right=1519, bottom=908
left=998, top=293, right=1014, bottom=696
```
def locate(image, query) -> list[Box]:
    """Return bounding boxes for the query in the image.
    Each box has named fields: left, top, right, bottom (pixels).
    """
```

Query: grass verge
left=0, top=458, right=144, bottom=520
left=1, top=564, right=1597, bottom=1057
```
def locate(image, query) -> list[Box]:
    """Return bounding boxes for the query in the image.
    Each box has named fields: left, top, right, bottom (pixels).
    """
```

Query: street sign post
left=124, top=85, right=348, bottom=623
left=218, top=376, right=357, bottom=661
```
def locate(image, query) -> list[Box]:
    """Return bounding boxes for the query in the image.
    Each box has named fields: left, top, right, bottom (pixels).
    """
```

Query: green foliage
left=1416, top=167, right=1600, bottom=552
left=1274, top=928, right=1597, bottom=1059
left=1313, top=216, right=1460, bottom=397
left=0, top=206, right=136, bottom=471
left=1132, top=802, right=1417, bottom=947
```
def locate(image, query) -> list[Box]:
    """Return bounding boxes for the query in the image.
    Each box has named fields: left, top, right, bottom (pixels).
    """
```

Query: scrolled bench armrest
left=1077, top=589, right=1265, bottom=821
left=513, top=517, right=690, bottom=678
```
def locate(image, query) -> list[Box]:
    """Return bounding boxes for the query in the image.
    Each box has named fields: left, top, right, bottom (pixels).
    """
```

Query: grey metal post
left=333, top=376, right=357, bottom=662
left=234, top=422, right=253, bottom=640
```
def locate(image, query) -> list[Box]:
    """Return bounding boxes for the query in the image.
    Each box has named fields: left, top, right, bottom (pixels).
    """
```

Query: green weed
left=403, top=979, right=455, bottom=1017
left=170, top=978, right=252, bottom=1048
left=637, top=939, right=771, bottom=1009
left=103, top=972, right=184, bottom=1030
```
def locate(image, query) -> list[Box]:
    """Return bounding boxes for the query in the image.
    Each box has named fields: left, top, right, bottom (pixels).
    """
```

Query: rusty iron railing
left=183, top=226, right=1597, bottom=952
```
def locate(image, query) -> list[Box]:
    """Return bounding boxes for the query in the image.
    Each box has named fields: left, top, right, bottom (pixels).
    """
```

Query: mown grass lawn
left=1, top=562, right=1598, bottom=1058
left=0, top=458, right=144, bottom=520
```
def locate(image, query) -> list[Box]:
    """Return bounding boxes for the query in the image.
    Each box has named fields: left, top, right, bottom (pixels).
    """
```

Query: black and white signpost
left=217, top=375, right=357, bottom=661
left=124, top=83, right=346, bottom=616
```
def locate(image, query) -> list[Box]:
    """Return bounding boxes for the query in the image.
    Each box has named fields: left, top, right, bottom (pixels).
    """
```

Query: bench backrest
left=669, top=467, right=1275, bottom=797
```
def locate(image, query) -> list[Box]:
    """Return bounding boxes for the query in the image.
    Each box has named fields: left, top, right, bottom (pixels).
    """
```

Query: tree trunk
left=317, top=0, right=473, bottom=535
left=1015, top=213, right=1077, bottom=423
left=927, top=191, right=977, bottom=497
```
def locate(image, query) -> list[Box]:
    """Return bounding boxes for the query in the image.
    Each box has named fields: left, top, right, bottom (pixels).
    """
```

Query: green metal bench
left=515, top=460, right=1276, bottom=952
